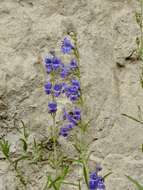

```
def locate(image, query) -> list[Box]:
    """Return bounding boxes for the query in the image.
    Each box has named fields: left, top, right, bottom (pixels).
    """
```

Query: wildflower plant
left=0, top=33, right=108, bottom=190
left=0, top=124, right=28, bottom=189
left=43, top=32, right=107, bottom=189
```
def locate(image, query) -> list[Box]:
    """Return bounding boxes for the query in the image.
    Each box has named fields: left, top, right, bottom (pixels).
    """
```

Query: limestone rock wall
left=0, top=0, right=143, bottom=189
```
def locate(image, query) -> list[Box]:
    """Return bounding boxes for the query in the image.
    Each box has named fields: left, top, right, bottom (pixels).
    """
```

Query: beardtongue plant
left=43, top=33, right=106, bottom=190
left=0, top=33, right=107, bottom=190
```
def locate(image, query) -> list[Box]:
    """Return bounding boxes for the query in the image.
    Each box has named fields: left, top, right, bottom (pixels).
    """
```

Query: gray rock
left=0, top=0, right=143, bottom=189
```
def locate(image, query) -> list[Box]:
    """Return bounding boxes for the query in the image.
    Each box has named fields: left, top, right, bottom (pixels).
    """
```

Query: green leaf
left=73, top=144, right=81, bottom=153
left=83, top=162, right=89, bottom=188
left=81, top=119, right=93, bottom=132
left=122, top=113, right=143, bottom=125
left=103, top=172, right=112, bottom=179
left=126, top=175, right=143, bottom=190
left=56, top=166, right=70, bottom=189
left=20, top=138, right=28, bottom=152
left=48, top=177, right=61, bottom=189
left=0, top=139, right=10, bottom=159
left=43, top=176, right=52, bottom=190
left=62, top=181, right=78, bottom=187
left=78, top=180, right=82, bottom=190
left=21, top=120, right=28, bottom=139
left=14, top=155, right=29, bottom=169
left=135, top=12, right=142, bottom=27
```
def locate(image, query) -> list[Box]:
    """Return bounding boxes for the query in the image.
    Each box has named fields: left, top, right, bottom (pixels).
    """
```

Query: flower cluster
left=64, top=79, right=81, bottom=102
left=60, top=108, right=81, bottom=137
left=44, top=37, right=80, bottom=138
left=89, top=167, right=106, bottom=190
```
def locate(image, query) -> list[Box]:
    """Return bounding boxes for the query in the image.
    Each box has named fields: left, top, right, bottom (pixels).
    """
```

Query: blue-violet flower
left=44, top=82, right=52, bottom=95
left=48, top=102, right=57, bottom=113
left=61, top=37, right=74, bottom=54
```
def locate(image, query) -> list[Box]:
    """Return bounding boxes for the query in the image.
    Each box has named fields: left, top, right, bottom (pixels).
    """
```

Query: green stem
left=70, top=32, right=89, bottom=189
left=8, top=158, right=27, bottom=189
left=52, top=113, right=58, bottom=177
left=140, top=0, right=143, bottom=51
left=51, top=71, right=58, bottom=177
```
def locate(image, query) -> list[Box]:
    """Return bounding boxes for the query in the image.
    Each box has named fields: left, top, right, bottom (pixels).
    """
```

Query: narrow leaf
left=14, top=155, right=29, bottom=169
left=126, top=175, right=143, bottom=189
left=103, top=172, right=112, bottom=179
left=78, top=180, right=82, bottom=190
left=122, top=113, right=143, bottom=125
left=20, top=138, right=28, bottom=152
left=83, top=163, right=89, bottom=187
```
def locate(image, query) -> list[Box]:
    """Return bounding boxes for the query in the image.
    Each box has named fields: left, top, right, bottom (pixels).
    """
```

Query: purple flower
left=73, top=108, right=81, bottom=120
left=66, top=123, right=74, bottom=130
left=61, top=83, right=68, bottom=93
left=48, top=102, right=57, bottom=113
left=52, top=57, right=61, bottom=70
left=60, top=65, right=70, bottom=78
left=70, top=59, right=78, bottom=70
left=44, top=82, right=52, bottom=94
left=45, top=57, right=53, bottom=65
left=61, top=37, right=74, bottom=54
left=63, top=79, right=81, bottom=102
left=65, top=108, right=81, bottom=125
left=71, top=79, right=80, bottom=89
left=90, top=172, right=98, bottom=181
left=89, top=167, right=106, bottom=190
left=44, top=57, right=53, bottom=73
left=65, top=85, right=80, bottom=102
left=59, top=127, right=69, bottom=137
left=53, top=84, right=62, bottom=97
left=44, top=56, right=62, bottom=73
left=97, top=181, right=106, bottom=190
left=89, top=179, right=98, bottom=190
left=59, top=123, right=74, bottom=137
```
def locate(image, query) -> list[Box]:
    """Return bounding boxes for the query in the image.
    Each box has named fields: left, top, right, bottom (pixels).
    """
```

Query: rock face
left=0, top=0, right=143, bottom=189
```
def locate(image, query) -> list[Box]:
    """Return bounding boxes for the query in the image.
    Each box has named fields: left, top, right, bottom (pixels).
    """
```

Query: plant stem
left=7, top=158, right=27, bottom=189
left=51, top=71, right=58, bottom=177
left=52, top=113, right=58, bottom=177
left=70, top=32, right=89, bottom=189
left=140, top=0, right=143, bottom=53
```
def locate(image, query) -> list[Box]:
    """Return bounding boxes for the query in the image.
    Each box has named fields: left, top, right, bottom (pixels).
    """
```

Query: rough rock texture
left=0, top=0, right=143, bottom=189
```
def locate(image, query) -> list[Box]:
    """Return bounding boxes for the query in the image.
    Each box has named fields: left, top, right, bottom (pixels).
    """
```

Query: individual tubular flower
left=97, top=181, right=106, bottom=190
left=53, top=84, right=62, bottom=97
left=89, top=166, right=106, bottom=190
left=89, top=179, right=99, bottom=190
left=52, top=57, right=61, bottom=70
left=44, top=82, right=52, bottom=95
left=59, top=127, right=69, bottom=137
left=65, top=81, right=81, bottom=102
left=70, top=59, right=78, bottom=70
left=60, top=65, right=70, bottom=78
left=48, top=102, right=57, bottom=113
left=66, top=123, right=74, bottom=130
left=61, top=37, right=74, bottom=54
left=59, top=123, right=74, bottom=137
left=44, top=56, right=62, bottom=74
left=61, top=83, right=68, bottom=94
left=71, top=79, right=80, bottom=89
left=63, top=108, right=81, bottom=125
left=44, top=57, right=53, bottom=73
